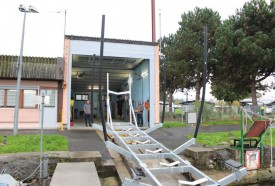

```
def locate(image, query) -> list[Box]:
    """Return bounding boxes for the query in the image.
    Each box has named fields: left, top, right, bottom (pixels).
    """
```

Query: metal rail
left=95, top=73, right=248, bottom=186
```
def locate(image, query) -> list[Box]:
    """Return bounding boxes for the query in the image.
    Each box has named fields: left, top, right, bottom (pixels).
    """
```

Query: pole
left=90, top=54, right=95, bottom=124
left=151, top=0, right=156, bottom=42
left=99, top=15, right=108, bottom=141
left=14, top=11, right=27, bottom=135
left=63, top=10, right=67, bottom=57
left=270, top=122, right=273, bottom=169
left=40, top=93, right=45, bottom=179
left=159, top=9, right=162, bottom=54
left=161, top=57, right=166, bottom=123
left=240, top=109, right=244, bottom=164
left=194, top=26, right=208, bottom=138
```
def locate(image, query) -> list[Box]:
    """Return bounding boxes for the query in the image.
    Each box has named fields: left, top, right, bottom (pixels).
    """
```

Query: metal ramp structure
left=94, top=73, right=247, bottom=186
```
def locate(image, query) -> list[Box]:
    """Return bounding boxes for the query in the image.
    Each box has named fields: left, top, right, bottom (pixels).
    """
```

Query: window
left=24, top=90, right=36, bottom=108
left=0, top=90, right=4, bottom=107
left=7, top=90, right=17, bottom=107
left=75, top=94, right=89, bottom=101
left=42, top=90, right=55, bottom=107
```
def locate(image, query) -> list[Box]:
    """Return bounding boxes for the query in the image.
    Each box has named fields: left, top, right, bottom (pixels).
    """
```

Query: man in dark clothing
left=83, top=100, right=92, bottom=127
left=136, top=100, right=144, bottom=127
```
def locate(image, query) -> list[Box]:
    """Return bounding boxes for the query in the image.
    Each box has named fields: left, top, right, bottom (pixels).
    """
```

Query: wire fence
left=160, top=104, right=275, bottom=123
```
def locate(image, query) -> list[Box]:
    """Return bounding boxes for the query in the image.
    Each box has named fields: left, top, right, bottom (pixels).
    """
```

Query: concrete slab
left=50, top=162, right=101, bottom=186
left=69, top=151, right=102, bottom=166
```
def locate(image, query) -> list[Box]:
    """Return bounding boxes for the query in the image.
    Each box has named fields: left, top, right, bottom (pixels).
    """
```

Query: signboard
left=245, top=150, right=260, bottom=170
left=187, top=112, right=197, bottom=124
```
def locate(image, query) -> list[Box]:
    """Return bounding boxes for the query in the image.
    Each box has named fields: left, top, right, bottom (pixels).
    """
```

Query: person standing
left=83, top=100, right=92, bottom=127
left=136, top=100, right=144, bottom=127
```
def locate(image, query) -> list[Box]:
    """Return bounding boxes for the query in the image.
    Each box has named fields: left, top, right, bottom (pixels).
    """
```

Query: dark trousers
left=84, top=113, right=91, bottom=126
left=137, top=113, right=143, bottom=126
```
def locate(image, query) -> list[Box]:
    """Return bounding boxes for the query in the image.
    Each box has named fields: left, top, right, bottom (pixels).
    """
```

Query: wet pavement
left=149, top=124, right=241, bottom=150
left=0, top=124, right=241, bottom=160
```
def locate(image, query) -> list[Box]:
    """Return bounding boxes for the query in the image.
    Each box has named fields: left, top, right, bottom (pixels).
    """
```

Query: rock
left=102, top=176, right=119, bottom=186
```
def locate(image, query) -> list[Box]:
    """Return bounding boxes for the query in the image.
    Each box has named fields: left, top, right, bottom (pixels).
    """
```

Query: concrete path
left=50, top=162, right=101, bottom=186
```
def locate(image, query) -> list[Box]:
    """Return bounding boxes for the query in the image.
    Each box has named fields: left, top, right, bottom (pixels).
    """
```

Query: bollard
left=3, top=136, right=7, bottom=144
left=60, top=110, right=64, bottom=131
left=42, top=154, right=49, bottom=178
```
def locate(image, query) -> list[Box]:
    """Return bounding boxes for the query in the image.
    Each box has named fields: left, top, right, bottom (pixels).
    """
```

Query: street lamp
left=13, top=5, right=39, bottom=135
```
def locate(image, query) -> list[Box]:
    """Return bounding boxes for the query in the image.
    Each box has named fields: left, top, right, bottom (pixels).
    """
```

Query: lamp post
left=13, top=5, right=39, bottom=135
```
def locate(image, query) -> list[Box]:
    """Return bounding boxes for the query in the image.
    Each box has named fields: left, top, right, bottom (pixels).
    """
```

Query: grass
left=202, top=119, right=240, bottom=126
left=163, top=121, right=187, bottom=128
left=187, top=129, right=275, bottom=147
left=0, top=134, right=68, bottom=154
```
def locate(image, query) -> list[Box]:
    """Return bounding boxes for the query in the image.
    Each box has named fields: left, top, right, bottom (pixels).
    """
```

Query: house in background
left=240, top=98, right=275, bottom=115
left=0, top=55, right=64, bottom=129
left=0, top=35, right=160, bottom=129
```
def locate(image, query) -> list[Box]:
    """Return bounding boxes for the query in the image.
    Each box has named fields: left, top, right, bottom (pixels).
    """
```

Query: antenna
left=159, top=9, right=162, bottom=54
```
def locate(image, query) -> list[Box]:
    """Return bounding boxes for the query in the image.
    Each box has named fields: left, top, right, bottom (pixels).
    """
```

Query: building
left=0, top=55, right=64, bottom=129
left=0, top=36, right=160, bottom=129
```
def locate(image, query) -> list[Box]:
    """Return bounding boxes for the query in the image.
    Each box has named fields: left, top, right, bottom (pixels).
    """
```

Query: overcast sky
left=0, top=0, right=273, bottom=99
left=0, top=0, right=253, bottom=57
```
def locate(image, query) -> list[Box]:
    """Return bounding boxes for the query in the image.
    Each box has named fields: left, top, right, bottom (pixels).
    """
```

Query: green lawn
left=0, top=134, right=68, bottom=154
left=202, top=119, right=240, bottom=126
left=163, top=121, right=187, bottom=128
left=188, top=129, right=275, bottom=146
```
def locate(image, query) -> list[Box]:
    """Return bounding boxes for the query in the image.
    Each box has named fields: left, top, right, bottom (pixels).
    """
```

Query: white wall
left=68, top=40, right=156, bottom=127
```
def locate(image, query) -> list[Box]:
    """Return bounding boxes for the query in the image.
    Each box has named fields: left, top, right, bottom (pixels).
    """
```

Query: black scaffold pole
left=161, top=57, right=166, bottom=123
left=99, top=15, right=108, bottom=141
left=194, top=26, right=208, bottom=138
left=90, top=54, right=95, bottom=124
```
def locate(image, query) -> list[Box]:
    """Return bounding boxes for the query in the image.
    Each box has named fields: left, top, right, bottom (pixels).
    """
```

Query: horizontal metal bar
left=122, top=178, right=153, bottom=186
left=218, top=167, right=247, bottom=186
left=106, top=141, right=133, bottom=160
left=128, top=144, right=160, bottom=150
left=121, top=136, right=150, bottom=141
left=145, top=123, right=163, bottom=134
left=149, top=166, right=190, bottom=175
left=109, top=90, right=130, bottom=95
left=173, top=138, right=196, bottom=155
left=137, top=153, right=175, bottom=160
left=115, top=131, right=144, bottom=135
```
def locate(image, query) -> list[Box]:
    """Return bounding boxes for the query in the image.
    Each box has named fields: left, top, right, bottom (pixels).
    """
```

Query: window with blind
left=7, top=90, right=17, bottom=107
left=24, top=90, right=36, bottom=108
left=0, top=90, right=4, bottom=107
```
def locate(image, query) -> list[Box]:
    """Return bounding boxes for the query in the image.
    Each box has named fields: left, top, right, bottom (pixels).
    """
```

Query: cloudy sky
left=0, top=0, right=273, bottom=99
left=0, top=0, right=253, bottom=57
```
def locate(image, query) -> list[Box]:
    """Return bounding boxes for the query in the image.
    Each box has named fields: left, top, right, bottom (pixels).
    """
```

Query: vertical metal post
left=161, top=57, right=166, bottom=124
left=99, top=15, right=108, bottom=141
left=129, top=75, right=132, bottom=125
left=90, top=54, right=95, bottom=124
left=40, top=93, right=45, bottom=178
left=270, top=123, right=273, bottom=169
left=240, top=109, right=244, bottom=164
left=42, top=154, right=48, bottom=177
left=194, top=26, right=207, bottom=138
left=14, top=11, right=27, bottom=135
left=260, top=135, right=264, bottom=164
left=107, top=73, right=110, bottom=124
left=151, top=0, right=156, bottom=42
left=159, top=9, right=162, bottom=54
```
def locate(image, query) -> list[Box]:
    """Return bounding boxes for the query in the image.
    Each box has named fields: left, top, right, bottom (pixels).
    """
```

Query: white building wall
left=68, top=40, right=156, bottom=127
